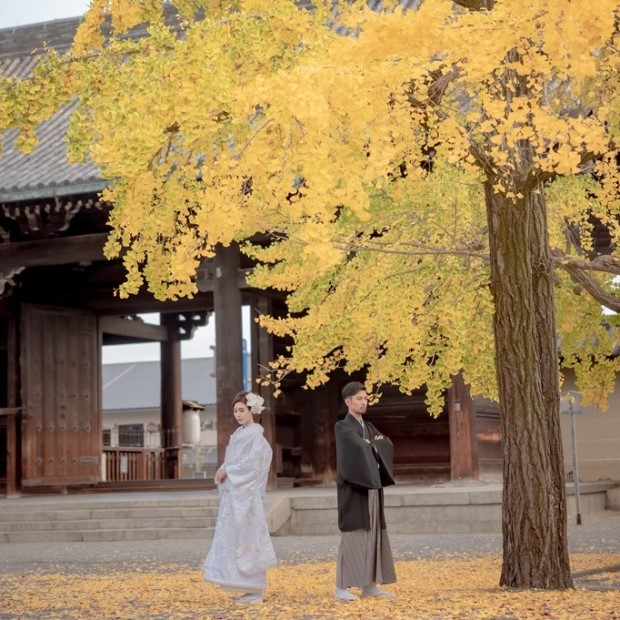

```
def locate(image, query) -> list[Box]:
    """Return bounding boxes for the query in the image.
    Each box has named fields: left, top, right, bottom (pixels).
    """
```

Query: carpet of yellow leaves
left=1, top=554, right=619, bottom=619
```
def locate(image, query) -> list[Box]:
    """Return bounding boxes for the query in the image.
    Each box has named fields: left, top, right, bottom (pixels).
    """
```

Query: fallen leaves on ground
left=1, top=554, right=619, bottom=619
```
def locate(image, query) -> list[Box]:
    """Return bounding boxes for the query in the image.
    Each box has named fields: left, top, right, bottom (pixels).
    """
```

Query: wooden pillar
left=160, top=313, right=183, bottom=479
left=1, top=305, right=19, bottom=496
left=448, top=371, right=480, bottom=480
left=251, top=296, right=277, bottom=488
left=6, top=412, right=18, bottom=496
left=214, top=244, right=243, bottom=464
left=300, top=382, right=338, bottom=485
left=1, top=409, right=19, bottom=497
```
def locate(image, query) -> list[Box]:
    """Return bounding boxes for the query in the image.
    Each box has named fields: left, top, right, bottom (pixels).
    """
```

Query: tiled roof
left=0, top=1, right=423, bottom=201
left=0, top=105, right=103, bottom=201
left=102, top=357, right=217, bottom=410
left=0, top=17, right=83, bottom=57
left=0, top=17, right=103, bottom=201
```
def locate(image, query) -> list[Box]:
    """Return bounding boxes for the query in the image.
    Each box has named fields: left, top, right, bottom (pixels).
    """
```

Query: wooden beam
left=69, top=271, right=255, bottom=315
left=197, top=265, right=250, bottom=292
left=82, top=287, right=280, bottom=316
left=0, top=233, right=107, bottom=269
left=0, top=407, right=20, bottom=416
left=99, top=316, right=168, bottom=342
left=82, top=291, right=215, bottom=315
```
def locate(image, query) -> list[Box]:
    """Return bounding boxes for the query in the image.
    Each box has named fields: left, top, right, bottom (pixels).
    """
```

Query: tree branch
left=407, top=67, right=461, bottom=111
left=428, top=68, right=462, bottom=106
left=557, top=258, right=620, bottom=313
left=233, top=119, right=273, bottom=161
left=335, top=240, right=489, bottom=262
left=468, top=139, right=496, bottom=178
left=452, top=0, right=497, bottom=10
left=553, top=251, right=620, bottom=276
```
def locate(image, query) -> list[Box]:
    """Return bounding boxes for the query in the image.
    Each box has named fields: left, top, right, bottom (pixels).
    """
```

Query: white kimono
left=203, top=423, right=277, bottom=593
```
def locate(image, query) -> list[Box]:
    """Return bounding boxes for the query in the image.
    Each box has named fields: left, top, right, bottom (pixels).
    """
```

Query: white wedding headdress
left=245, top=392, right=265, bottom=415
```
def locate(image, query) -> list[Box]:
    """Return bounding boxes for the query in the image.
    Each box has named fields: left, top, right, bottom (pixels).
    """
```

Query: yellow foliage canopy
left=1, top=0, right=619, bottom=411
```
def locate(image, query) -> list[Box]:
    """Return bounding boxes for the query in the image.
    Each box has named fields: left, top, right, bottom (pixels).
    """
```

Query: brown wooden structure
left=0, top=16, right=501, bottom=497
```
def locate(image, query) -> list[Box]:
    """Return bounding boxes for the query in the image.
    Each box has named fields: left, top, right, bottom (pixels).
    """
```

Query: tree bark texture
left=485, top=180, right=572, bottom=589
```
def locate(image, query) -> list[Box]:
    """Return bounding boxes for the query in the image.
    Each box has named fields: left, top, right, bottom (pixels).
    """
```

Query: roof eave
left=0, top=180, right=108, bottom=203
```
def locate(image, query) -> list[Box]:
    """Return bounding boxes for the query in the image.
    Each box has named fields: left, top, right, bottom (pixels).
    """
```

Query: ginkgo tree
left=1, top=0, right=619, bottom=590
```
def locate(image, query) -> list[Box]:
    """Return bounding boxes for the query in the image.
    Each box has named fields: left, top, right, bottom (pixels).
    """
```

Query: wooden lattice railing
left=103, top=447, right=166, bottom=482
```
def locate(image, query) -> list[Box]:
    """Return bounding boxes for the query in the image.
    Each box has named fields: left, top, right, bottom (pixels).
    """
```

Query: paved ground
left=1, top=511, right=618, bottom=575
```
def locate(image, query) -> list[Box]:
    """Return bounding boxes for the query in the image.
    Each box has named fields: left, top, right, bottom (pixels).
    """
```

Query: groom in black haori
left=334, top=381, right=397, bottom=602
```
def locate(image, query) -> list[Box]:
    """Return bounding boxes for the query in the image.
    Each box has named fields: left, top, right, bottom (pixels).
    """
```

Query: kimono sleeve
left=365, top=420, right=395, bottom=487
left=335, top=420, right=382, bottom=489
left=225, top=436, right=272, bottom=493
left=372, top=439, right=396, bottom=487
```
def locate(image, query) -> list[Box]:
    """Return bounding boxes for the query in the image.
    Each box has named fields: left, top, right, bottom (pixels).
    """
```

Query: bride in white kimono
left=203, top=391, right=277, bottom=605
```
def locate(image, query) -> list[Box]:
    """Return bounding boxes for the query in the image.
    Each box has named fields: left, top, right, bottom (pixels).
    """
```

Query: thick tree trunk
left=485, top=180, right=572, bottom=589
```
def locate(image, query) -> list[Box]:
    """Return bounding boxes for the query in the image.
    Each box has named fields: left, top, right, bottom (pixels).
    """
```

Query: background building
left=102, top=357, right=220, bottom=480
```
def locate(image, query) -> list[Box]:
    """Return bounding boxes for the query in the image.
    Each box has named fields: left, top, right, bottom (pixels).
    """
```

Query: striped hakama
left=336, top=489, right=397, bottom=588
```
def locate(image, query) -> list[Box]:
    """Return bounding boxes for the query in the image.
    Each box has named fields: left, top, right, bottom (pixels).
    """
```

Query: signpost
left=561, top=391, right=584, bottom=525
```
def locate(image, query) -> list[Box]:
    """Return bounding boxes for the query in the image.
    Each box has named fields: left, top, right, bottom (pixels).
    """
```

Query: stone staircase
left=0, top=494, right=220, bottom=543
left=1, top=481, right=618, bottom=543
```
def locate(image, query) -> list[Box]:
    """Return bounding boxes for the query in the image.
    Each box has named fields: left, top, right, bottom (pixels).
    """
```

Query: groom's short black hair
left=341, top=381, right=366, bottom=401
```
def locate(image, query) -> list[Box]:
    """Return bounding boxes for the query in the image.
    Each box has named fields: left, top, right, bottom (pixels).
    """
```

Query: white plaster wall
left=561, top=371, right=620, bottom=482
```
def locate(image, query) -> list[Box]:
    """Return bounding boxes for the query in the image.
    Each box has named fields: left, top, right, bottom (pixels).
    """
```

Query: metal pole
left=570, top=405, right=582, bottom=525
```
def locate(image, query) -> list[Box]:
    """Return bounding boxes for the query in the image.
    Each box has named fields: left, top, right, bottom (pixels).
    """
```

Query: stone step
left=0, top=493, right=222, bottom=543
left=0, top=505, right=219, bottom=522
left=1, top=481, right=616, bottom=543
left=0, top=516, right=217, bottom=532
left=1, top=527, right=214, bottom=543
left=269, top=481, right=619, bottom=536
left=608, top=486, right=620, bottom=510
left=0, top=496, right=220, bottom=514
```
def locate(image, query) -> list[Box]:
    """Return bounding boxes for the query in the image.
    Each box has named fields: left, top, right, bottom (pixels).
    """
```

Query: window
left=118, top=424, right=144, bottom=448
left=102, top=429, right=111, bottom=447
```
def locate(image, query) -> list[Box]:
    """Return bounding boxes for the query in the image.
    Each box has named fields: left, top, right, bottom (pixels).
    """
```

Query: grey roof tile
left=102, top=357, right=217, bottom=411
left=0, top=1, right=424, bottom=199
left=0, top=105, right=101, bottom=195
left=0, top=17, right=82, bottom=57
left=0, top=18, right=102, bottom=199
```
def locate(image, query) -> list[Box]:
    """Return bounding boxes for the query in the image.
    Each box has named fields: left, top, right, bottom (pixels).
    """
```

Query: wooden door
left=20, top=304, right=100, bottom=486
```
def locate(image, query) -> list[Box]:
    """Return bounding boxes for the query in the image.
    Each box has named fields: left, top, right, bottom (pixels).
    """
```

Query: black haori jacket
left=335, top=413, right=395, bottom=532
